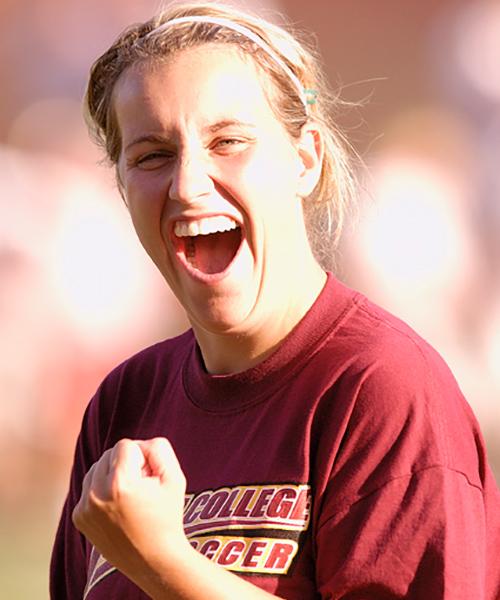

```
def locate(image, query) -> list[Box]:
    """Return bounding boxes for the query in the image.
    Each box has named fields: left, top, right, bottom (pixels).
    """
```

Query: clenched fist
left=72, top=437, right=188, bottom=580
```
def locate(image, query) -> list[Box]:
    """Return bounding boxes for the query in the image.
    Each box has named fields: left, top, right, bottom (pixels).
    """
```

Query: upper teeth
left=174, top=216, right=238, bottom=237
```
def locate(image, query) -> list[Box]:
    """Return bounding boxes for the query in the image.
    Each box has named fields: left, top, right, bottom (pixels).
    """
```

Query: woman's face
left=114, top=45, right=319, bottom=337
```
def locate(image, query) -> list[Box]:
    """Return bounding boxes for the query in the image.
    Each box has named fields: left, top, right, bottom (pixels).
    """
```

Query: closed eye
left=217, top=138, right=241, bottom=146
left=213, top=138, right=249, bottom=154
left=134, top=151, right=175, bottom=170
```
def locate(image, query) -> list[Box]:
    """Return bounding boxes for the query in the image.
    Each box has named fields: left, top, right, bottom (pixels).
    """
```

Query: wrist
left=127, top=534, right=196, bottom=598
left=130, top=537, right=279, bottom=600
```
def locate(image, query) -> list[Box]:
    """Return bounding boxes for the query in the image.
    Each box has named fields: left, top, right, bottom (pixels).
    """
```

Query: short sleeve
left=312, top=331, right=500, bottom=599
left=316, top=466, right=487, bottom=598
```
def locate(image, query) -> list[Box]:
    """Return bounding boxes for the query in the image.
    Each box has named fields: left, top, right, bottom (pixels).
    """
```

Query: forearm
left=127, top=537, right=281, bottom=600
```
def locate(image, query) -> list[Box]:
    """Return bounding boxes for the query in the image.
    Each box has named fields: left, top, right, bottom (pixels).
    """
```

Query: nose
left=168, top=148, right=214, bottom=204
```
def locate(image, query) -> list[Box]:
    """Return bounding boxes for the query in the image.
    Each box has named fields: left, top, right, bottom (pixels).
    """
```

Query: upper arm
left=311, top=331, right=497, bottom=598
left=315, top=466, right=487, bottom=599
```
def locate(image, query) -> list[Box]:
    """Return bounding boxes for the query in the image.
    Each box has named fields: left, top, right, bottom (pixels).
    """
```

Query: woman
left=50, top=2, right=500, bottom=599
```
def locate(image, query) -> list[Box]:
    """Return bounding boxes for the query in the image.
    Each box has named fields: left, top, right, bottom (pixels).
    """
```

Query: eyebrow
left=206, top=119, right=256, bottom=133
left=124, top=134, right=171, bottom=153
left=124, top=119, right=256, bottom=152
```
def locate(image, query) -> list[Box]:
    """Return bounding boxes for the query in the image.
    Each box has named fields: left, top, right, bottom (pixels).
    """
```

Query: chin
left=187, top=294, right=255, bottom=336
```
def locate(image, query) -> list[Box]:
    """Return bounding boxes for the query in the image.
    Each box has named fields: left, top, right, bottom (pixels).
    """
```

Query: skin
left=114, top=44, right=326, bottom=374
left=73, top=44, right=327, bottom=598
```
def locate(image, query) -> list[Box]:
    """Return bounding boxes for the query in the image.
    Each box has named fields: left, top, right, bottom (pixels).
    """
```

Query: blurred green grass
left=0, top=498, right=59, bottom=599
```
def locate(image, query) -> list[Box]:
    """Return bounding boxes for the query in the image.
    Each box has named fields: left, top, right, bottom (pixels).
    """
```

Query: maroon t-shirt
left=50, top=274, right=500, bottom=599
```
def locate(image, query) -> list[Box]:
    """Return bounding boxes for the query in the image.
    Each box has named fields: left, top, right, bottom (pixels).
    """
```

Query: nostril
left=168, top=156, right=214, bottom=203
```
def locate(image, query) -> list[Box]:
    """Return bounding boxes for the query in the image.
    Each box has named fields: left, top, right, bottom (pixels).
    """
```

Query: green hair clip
left=304, top=88, right=318, bottom=105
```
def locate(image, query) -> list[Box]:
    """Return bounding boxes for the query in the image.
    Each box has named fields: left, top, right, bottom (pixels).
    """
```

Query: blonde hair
left=84, top=1, right=357, bottom=269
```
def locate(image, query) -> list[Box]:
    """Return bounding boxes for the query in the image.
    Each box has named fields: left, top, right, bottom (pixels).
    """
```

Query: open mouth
left=173, top=216, right=243, bottom=276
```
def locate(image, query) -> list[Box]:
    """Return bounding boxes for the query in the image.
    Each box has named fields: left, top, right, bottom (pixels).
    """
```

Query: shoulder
left=101, top=328, right=195, bottom=390
left=82, top=329, right=195, bottom=446
left=311, top=276, right=473, bottom=444
left=326, top=282, right=461, bottom=404
left=320, top=282, right=485, bottom=487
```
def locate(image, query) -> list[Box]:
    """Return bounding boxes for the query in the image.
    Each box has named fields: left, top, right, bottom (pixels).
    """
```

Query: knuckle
left=177, top=470, right=187, bottom=488
left=152, top=436, right=170, bottom=450
left=116, top=438, right=132, bottom=450
left=72, top=503, right=84, bottom=528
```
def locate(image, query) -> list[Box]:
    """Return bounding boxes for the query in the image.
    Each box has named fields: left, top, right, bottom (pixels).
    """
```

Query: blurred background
left=0, top=0, right=498, bottom=596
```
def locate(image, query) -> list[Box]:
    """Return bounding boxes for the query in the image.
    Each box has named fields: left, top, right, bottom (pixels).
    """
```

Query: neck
left=193, top=263, right=327, bottom=375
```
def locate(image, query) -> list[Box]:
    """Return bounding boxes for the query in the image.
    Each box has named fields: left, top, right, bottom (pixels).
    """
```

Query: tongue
left=190, top=229, right=241, bottom=274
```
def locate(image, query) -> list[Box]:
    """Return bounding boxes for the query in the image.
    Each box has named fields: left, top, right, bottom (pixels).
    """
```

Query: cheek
left=125, top=189, right=166, bottom=256
left=123, top=170, right=165, bottom=220
left=243, top=142, right=300, bottom=198
left=237, top=163, right=299, bottom=223
left=129, top=200, right=162, bottom=233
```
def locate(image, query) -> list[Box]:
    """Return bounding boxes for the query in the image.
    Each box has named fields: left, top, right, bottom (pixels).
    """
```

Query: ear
left=296, top=122, right=324, bottom=198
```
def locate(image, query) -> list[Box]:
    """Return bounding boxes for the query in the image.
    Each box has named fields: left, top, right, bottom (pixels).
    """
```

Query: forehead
left=113, top=44, right=280, bottom=134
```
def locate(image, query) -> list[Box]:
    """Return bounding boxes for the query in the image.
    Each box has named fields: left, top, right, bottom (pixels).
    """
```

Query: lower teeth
left=186, top=237, right=197, bottom=268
